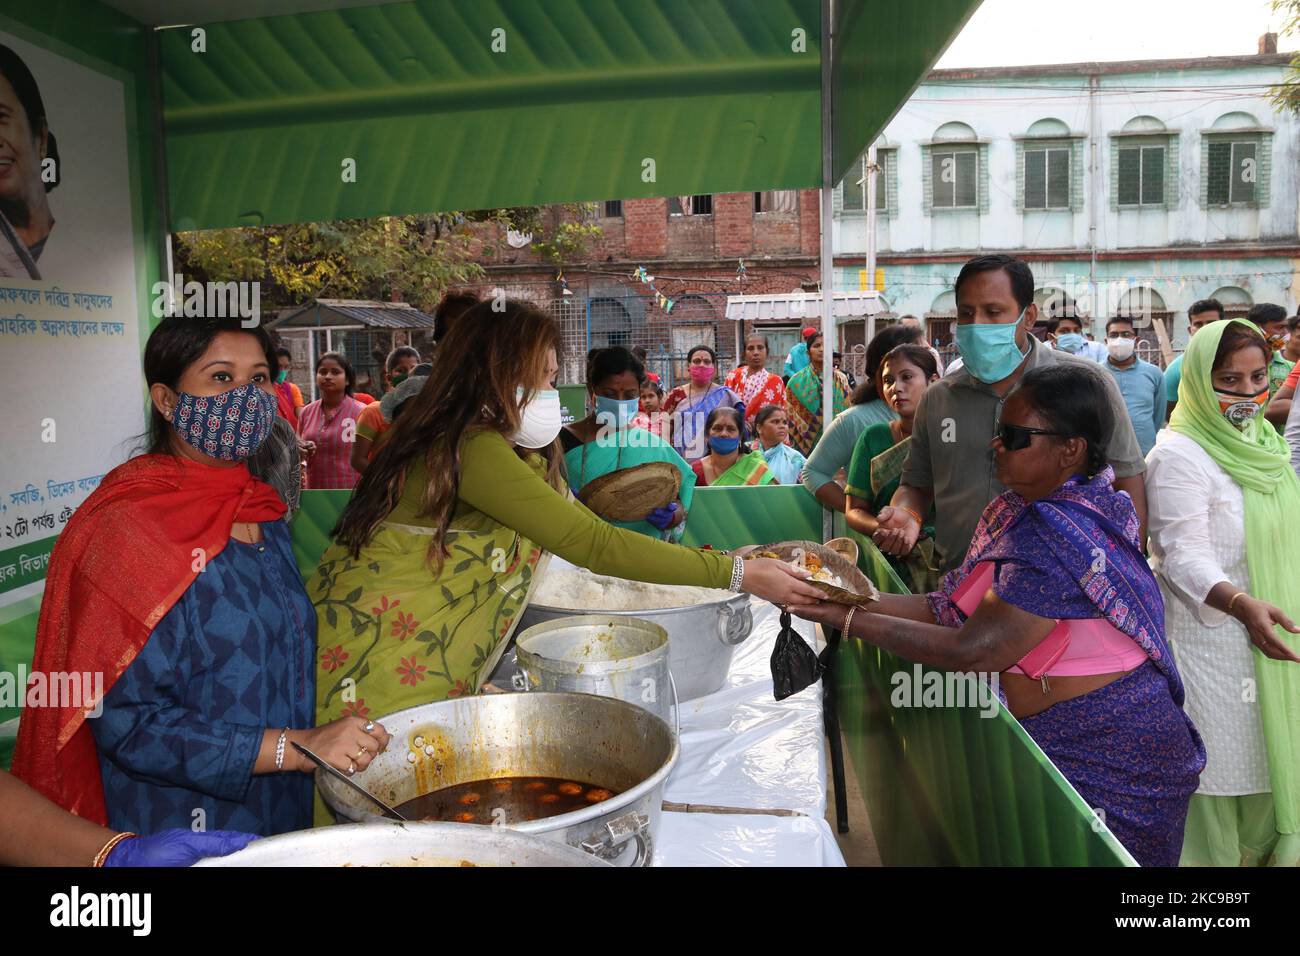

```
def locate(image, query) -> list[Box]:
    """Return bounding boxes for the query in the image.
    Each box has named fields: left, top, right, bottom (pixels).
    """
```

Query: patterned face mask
left=170, top=382, right=275, bottom=461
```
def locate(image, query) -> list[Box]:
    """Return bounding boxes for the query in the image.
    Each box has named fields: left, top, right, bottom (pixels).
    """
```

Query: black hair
left=433, top=290, right=479, bottom=342
left=704, top=404, right=749, bottom=451
left=641, top=378, right=664, bottom=397
left=1213, top=323, right=1270, bottom=370
left=0, top=45, right=58, bottom=192
left=1105, top=315, right=1135, bottom=334
left=142, top=315, right=276, bottom=455
left=385, top=345, right=421, bottom=373
left=316, top=351, right=356, bottom=395
left=880, top=343, right=939, bottom=383
left=1188, top=298, right=1225, bottom=321
left=954, top=254, right=1035, bottom=311
left=852, top=323, right=924, bottom=404
left=686, top=344, right=717, bottom=365
left=1011, top=365, right=1112, bottom=478
left=1288, top=315, right=1300, bottom=334
left=274, top=345, right=293, bottom=361
left=1247, top=303, right=1287, bottom=328
left=754, top=403, right=786, bottom=429
left=744, top=333, right=770, bottom=353
left=587, top=346, right=645, bottom=388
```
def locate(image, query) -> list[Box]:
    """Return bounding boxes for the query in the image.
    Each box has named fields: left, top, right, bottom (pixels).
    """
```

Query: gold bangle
left=1227, top=591, right=1247, bottom=614
left=842, top=605, right=858, bottom=637
left=92, top=831, right=136, bottom=867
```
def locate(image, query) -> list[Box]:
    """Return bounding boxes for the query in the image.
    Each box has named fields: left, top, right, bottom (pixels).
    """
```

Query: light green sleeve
left=458, top=430, right=730, bottom=588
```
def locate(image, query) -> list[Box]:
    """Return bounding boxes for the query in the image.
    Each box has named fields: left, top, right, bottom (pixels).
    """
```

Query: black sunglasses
left=997, top=422, right=1060, bottom=451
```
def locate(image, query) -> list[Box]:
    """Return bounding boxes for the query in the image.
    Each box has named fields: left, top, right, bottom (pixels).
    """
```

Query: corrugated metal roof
left=271, top=299, right=437, bottom=329
left=724, top=291, right=885, bottom=323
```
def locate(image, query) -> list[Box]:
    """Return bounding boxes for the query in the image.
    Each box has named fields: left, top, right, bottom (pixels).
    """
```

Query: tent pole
left=819, top=0, right=835, bottom=545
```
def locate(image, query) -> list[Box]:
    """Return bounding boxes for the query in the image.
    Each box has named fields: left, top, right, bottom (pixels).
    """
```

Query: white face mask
left=510, top=386, right=563, bottom=448
left=1106, top=336, right=1136, bottom=361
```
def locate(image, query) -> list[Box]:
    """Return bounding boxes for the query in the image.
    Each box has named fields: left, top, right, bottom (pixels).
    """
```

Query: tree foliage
left=1271, top=0, right=1300, bottom=113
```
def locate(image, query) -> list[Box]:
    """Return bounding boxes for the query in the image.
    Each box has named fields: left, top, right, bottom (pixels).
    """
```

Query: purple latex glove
left=645, top=502, right=679, bottom=531
left=104, top=829, right=259, bottom=867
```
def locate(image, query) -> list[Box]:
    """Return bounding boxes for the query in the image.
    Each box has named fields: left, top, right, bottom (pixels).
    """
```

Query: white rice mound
left=532, top=565, right=732, bottom=611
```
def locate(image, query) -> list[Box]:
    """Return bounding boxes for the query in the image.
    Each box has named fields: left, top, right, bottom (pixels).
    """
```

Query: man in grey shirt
left=874, top=255, right=1148, bottom=572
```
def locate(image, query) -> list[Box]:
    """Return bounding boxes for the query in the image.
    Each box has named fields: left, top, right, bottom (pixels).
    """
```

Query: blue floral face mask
left=170, top=382, right=275, bottom=461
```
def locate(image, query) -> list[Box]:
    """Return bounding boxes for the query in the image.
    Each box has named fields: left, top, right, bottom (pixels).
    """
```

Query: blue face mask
left=171, top=382, right=275, bottom=461
left=955, top=311, right=1028, bottom=384
left=709, top=436, right=740, bottom=455
left=594, top=394, right=638, bottom=427
left=1055, top=332, right=1086, bottom=354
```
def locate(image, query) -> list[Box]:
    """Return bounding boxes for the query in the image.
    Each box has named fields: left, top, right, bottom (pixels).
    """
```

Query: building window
left=754, top=190, right=798, bottom=213
left=602, top=200, right=623, bottom=218
left=839, top=152, right=889, bottom=214
left=931, top=149, right=978, bottom=209
left=1117, top=145, right=1165, bottom=206
left=669, top=195, right=713, bottom=216
left=1024, top=146, right=1070, bottom=209
left=1207, top=140, right=1257, bottom=205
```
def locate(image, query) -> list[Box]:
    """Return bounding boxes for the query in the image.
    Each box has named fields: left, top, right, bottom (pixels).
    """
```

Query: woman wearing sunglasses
left=790, top=363, right=1205, bottom=866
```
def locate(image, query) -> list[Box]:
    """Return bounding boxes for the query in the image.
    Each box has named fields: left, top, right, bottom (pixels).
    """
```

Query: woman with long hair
left=846, top=344, right=941, bottom=591
left=314, top=301, right=821, bottom=778
left=800, top=324, right=919, bottom=512
left=1146, top=319, right=1300, bottom=866
left=12, top=316, right=388, bottom=836
left=661, top=345, right=744, bottom=463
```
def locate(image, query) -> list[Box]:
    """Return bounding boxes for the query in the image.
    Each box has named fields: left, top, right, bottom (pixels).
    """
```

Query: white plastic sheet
left=653, top=813, right=845, bottom=867
left=657, top=600, right=846, bottom=867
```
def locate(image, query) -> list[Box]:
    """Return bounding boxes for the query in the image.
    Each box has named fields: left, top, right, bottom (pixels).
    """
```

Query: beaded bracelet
left=275, top=728, right=289, bottom=771
left=728, top=556, right=745, bottom=593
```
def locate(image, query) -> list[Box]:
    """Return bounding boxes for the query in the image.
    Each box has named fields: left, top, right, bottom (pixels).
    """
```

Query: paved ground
left=825, top=735, right=882, bottom=866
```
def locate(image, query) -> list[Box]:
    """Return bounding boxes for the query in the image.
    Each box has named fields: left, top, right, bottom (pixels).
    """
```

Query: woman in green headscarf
left=785, top=332, right=849, bottom=456
left=1145, top=318, right=1300, bottom=867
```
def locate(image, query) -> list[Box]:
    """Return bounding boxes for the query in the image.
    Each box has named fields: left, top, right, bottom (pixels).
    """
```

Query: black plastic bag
left=771, top=609, right=822, bottom=700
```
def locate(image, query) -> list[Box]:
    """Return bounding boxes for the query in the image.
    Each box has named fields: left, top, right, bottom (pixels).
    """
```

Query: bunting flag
left=632, top=265, right=674, bottom=313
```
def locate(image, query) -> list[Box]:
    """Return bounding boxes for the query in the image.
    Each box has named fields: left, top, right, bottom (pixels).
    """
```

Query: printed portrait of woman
left=0, top=43, right=59, bottom=279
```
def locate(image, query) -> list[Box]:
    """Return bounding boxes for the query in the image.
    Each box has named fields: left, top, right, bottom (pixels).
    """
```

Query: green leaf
left=325, top=606, right=338, bottom=628
left=440, top=586, right=455, bottom=604
left=345, top=586, right=364, bottom=604
left=453, top=560, right=474, bottom=575
left=358, top=662, right=370, bottom=680
left=368, top=562, right=380, bottom=574
left=415, top=630, right=435, bottom=643
left=353, top=621, right=368, bottom=636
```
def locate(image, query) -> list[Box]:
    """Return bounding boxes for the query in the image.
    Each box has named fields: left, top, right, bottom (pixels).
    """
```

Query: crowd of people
left=6, top=254, right=1298, bottom=871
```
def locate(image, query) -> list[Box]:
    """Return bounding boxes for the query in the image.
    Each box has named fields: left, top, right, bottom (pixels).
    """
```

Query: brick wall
left=714, top=191, right=755, bottom=257
left=624, top=198, right=669, bottom=259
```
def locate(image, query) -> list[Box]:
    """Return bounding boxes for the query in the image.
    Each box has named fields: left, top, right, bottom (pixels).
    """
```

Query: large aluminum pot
left=518, top=592, right=753, bottom=701
left=515, top=616, right=673, bottom=726
left=316, top=692, right=676, bottom=866
left=196, top=821, right=612, bottom=867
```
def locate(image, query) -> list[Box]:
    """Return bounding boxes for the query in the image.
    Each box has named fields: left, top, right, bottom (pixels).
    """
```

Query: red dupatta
left=10, top=453, right=286, bottom=823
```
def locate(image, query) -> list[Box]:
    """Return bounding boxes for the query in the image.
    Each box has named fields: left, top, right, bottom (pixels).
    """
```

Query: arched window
left=1205, top=111, right=1269, bottom=207
left=1112, top=116, right=1175, bottom=209
left=589, top=297, right=634, bottom=350
left=926, top=124, right=982, bottom=212
left=1209, top=285, right=1253, bottom=320
left=1019, top=118, right=1079, bottom=211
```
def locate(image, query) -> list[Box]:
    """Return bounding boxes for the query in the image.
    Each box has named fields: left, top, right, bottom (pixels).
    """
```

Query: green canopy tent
left=0, top=0, right=1133, bottom=865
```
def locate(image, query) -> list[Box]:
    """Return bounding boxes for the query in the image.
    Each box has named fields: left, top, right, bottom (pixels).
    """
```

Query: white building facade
left=833, top=51, right=1300, bottom=364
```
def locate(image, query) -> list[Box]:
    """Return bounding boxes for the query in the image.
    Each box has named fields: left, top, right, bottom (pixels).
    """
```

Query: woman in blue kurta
left=14, top=315, right=390, bottom=837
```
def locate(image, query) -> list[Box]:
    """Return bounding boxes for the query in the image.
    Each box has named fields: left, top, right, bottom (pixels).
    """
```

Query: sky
left=936, top=0, right=1298, bottom=69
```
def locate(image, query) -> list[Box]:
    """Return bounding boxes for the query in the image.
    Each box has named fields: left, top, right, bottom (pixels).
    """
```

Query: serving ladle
left=292, top=741, right=407, bottom=821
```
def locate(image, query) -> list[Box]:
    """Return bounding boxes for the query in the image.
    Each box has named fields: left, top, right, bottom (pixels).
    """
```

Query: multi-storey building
left=833, top=41, right=1299, bottom=366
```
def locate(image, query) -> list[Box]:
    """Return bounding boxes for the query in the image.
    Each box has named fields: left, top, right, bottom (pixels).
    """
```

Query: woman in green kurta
left=785, top=332, right=850, bottom=457
left=845, top=345, right=940, bottom=592
left=312, top=302, right=823, bottom=815
left=561, top=347, right=694, bottom=540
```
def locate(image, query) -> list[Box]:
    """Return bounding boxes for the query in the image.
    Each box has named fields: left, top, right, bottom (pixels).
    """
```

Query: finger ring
left=346, top=762, right=356, bottom=775
left=353, top=746, right=368, bottom=760
left=363, top=720, right=375, bottom=733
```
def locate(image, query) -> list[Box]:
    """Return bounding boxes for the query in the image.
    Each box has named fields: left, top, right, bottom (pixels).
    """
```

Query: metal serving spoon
left=291, top=741, right=407, bottom=821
